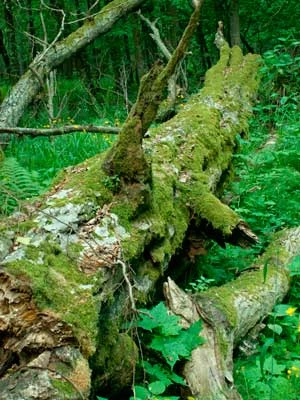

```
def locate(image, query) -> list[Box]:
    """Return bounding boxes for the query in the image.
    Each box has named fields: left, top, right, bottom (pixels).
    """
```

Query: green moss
left=138, top=261, right=162, bottom=282
left=194, top=192, right=240, bottom=235
left=51, top=379, right=75, bottom=397
left=61, top=153, right=114, bottom=207
left=15, top=220, right=38, bottom=234
left=92, top=331, right=138, bottom=395
left=6, top=240, right=99, bottom=356
left=198, top=256, right=288, bottom=332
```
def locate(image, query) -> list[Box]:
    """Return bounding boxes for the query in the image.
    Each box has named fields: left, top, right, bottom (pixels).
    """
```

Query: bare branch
left=35, top=4, right=66, bottom=64
left=0, top=125, right=120, bottom=137
left=138, top=11, right=172, bottom=60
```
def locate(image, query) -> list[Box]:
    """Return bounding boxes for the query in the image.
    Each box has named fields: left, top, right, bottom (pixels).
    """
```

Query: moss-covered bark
left=102, top=1, right=203, bottom=184
left=0, top=45, right=261, bottom=399
left=165, top=227, right=299, bottom=400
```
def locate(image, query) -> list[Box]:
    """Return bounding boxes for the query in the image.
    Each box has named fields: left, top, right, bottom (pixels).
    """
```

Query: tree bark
left=0, top=29, right=10, bottom=73
left=0, top=44, right=261, bottom=399
left=229, top=0, right=241, bottom=47
left=164, top=227, right=299, bottom=400
left=0, top=0, right=147, bottom=129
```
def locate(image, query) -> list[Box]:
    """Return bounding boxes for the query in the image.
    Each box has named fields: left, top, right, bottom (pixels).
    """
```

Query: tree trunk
left=3, top=0, right=19, bottom=77
left=0, top=0, right=147, bottom=129
left=165, top=227, right=299, bottom=399
left=229, top=0, right=241, bottom=47
left=0, top=29, right=10, bottom=73
left=0, top=45, right=261, bottom=399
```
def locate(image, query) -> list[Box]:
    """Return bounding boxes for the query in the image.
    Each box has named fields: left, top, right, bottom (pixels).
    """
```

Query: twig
left=35, top=3, right=65, bottom=64
left=137, top=11, right=172, bottom=60
left=117, top=259, right=136, bottom=312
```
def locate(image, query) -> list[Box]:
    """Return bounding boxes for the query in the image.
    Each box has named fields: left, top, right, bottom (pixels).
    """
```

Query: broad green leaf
left=267, top=324, right=282, bottom=335
left=259, top=338, right=274, bottom=376
left=272, top=304, right=291, bottom=317
left=143, top=361, right=185, bottom=386
left=280, top=96, right=288, bottom=105
left=148, top=381, right=166, bottom=395
left=150, top=321, right=204, bottom=369
left=137, top=302, right=181, bottom=335
left=259, top=355, right=285, bottom=375
left=143, top=361, right=172, bottom=386
left=132, top=385, right=151, bottom=400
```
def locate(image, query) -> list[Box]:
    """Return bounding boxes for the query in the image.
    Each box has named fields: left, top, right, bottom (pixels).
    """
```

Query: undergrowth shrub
left=2, top=129, right=116, bottom=216
left=127, top=302, right=203, bottom=400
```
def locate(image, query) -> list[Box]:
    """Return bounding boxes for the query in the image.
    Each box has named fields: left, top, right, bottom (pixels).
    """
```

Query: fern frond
left=0, top=157, right=43, bottom=216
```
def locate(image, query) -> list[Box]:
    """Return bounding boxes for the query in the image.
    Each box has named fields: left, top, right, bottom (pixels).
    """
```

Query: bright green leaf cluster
left=137, top=302, right=204, bottom=369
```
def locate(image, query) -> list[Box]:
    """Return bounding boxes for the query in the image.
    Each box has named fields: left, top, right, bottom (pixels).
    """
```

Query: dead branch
left=0, top=125, right=120, bottom=137
left=137, top=11, right=172, bottom=59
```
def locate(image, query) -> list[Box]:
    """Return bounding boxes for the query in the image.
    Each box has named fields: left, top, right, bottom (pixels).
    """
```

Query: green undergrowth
left=193, top=36, right=300, bottom=400
left=196, top=37, right=300, bottom=284
left=1, top=120, right=118, bottom=215
left=129, top=302, right=203, bottom=400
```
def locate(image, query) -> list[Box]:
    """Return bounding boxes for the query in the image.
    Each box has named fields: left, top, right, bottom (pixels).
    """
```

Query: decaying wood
left=164, top=227, right=300, bottom=400
left=0, top=38, right=261, bottom=399
left=0, top=125, right=120, bottom=137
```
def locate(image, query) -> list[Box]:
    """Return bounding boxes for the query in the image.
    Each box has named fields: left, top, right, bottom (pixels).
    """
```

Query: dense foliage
left=0, top=1, right=299, bottom=399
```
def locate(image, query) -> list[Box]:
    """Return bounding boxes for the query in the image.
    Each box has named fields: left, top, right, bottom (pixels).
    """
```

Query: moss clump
left=91, top=332, right=138, bottom=397
left=193, top=192, right=240, bottom=235
left=51, top=379, right=75, bottom=398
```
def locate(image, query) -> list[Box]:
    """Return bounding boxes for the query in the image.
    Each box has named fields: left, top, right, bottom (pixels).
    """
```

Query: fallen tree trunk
left=164, top=227, right=300, bottom=400
left=0, top=45, right=261, bottom=399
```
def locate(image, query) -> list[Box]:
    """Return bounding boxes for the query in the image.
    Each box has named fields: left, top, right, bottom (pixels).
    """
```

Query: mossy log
left=164, top=227, right=300, bottom=400
left=0, top=46, right=261, bottom=399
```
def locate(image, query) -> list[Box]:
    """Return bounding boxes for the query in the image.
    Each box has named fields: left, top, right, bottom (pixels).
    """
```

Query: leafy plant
left=129, top=302, right=204, bottom=400
left=186, top=275, right=215, bottom=293
left=235, top=304, right=300, bottom=400
left=102, top=174, right=120, bottom=193
left=2, top=126, right=117, bottom=217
